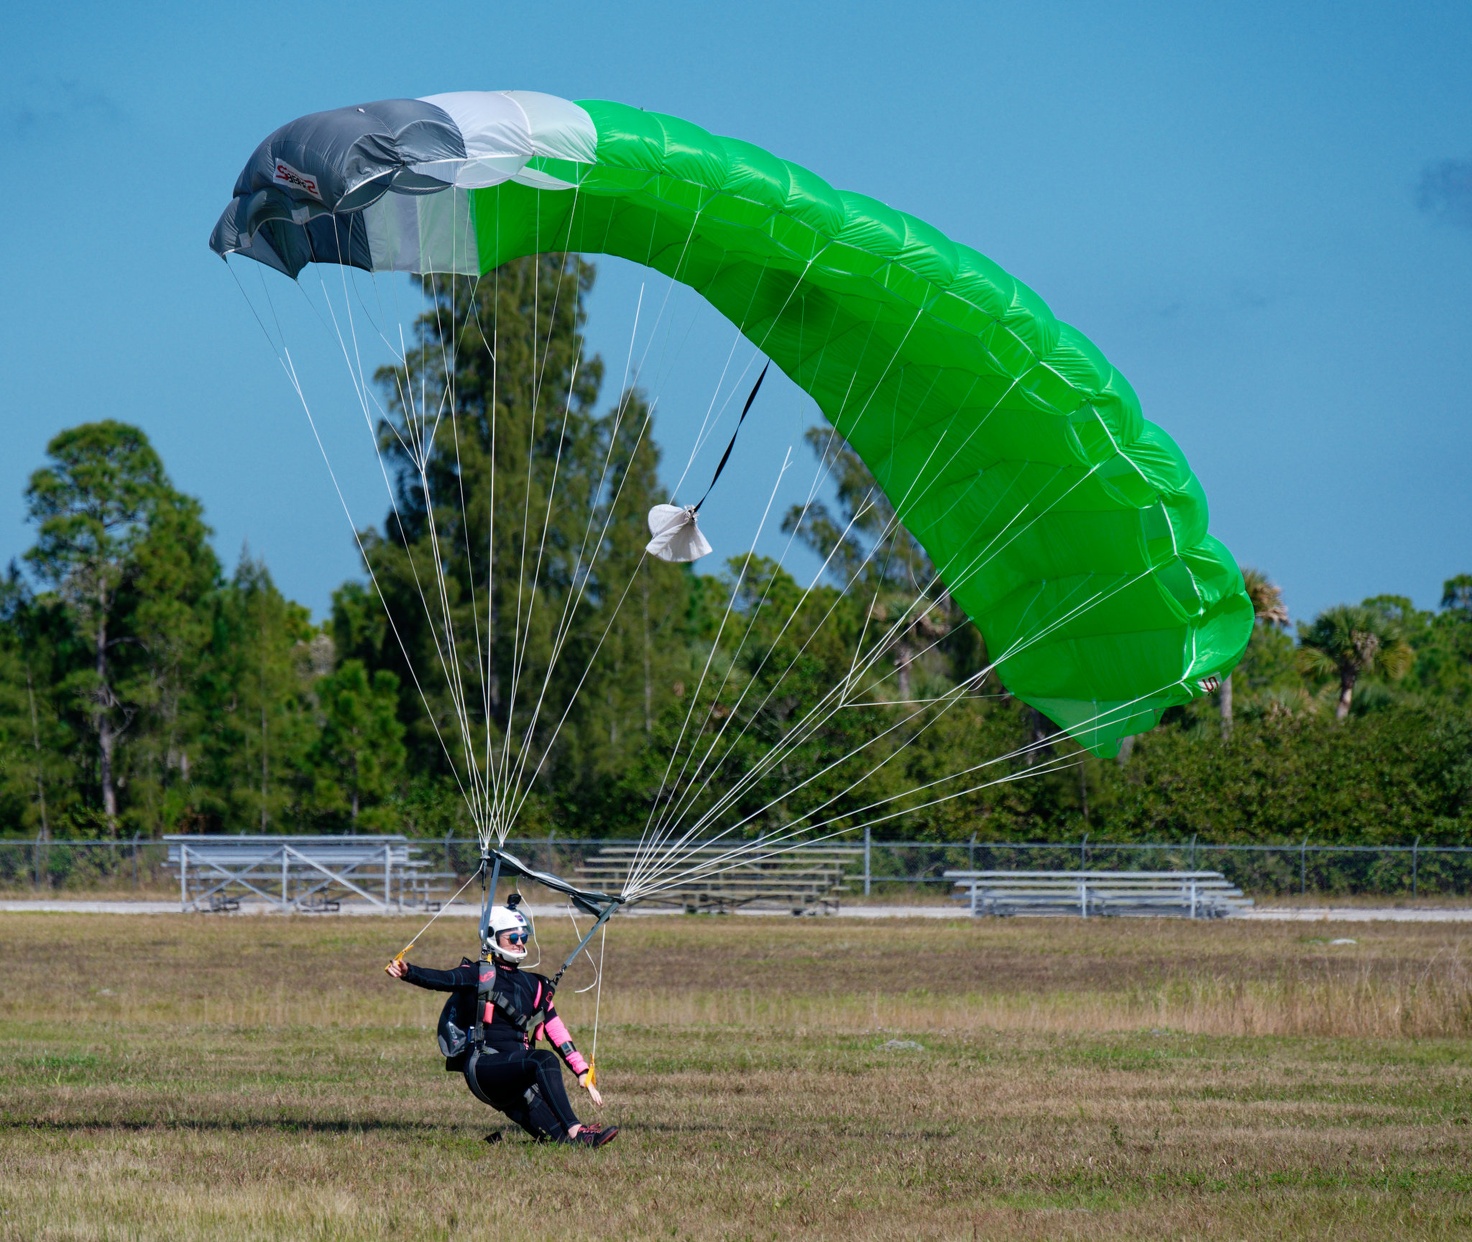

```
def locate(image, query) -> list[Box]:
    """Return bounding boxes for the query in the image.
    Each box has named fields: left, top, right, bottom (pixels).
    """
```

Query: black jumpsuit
left=404, top=958, right=587, bottom=1140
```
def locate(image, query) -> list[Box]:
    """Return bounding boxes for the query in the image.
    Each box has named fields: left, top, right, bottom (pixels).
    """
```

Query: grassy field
left=2, top=912, right=1470, bottom=1240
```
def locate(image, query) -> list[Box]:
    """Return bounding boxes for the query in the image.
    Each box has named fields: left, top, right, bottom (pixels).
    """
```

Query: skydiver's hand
left=578, top=1072, right=603, bottom=1107
left=385, top=958, right=409, bottom=979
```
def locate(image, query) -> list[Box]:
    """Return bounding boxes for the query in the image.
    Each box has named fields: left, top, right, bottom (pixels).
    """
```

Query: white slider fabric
left=645, top=504, right=713, bottom=563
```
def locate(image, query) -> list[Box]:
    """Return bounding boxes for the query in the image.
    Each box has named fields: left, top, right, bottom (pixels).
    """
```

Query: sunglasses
left=502, top=931, right=529, bottom=944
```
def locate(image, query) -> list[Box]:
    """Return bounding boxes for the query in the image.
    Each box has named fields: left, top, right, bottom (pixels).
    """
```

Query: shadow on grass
left=10, top=1116, right=960, bottom=1143
left=7, top=1117, right=449, bottom=1135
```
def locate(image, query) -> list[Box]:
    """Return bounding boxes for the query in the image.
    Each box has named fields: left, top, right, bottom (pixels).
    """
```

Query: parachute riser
left=476, top=845, right=621, bottom=989
left=478, top=851, right=502, bottom=954
left=549, top=896, right=621, bottom=994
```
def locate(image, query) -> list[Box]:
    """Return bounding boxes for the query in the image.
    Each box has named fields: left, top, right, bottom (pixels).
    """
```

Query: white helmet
left=483, top=903, right=532, bottom=964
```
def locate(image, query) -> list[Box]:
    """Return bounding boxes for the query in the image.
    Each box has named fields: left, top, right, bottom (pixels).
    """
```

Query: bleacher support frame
left=167, top=835, right=452, bottom=913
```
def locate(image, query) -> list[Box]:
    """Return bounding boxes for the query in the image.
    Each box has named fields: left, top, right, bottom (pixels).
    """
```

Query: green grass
left=1, top=913, right=1470, bottom=1239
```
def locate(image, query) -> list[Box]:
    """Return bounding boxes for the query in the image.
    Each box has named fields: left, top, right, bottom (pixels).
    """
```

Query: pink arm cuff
left=544, top=1014, right=588, bottom=1074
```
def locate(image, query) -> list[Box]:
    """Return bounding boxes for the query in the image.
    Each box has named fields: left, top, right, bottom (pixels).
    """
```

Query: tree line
left=2, top=257, right=1469, bottom=846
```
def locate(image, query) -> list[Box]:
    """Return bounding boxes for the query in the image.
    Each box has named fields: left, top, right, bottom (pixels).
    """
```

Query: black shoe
left=567, top=1124, right=618, bottom=1148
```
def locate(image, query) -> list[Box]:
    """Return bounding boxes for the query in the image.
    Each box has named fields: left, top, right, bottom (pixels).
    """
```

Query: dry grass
left=2, top=913, right=1470, bottom=1240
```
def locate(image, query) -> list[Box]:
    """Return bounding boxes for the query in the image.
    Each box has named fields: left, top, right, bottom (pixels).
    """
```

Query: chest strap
left=476, top=968, right=545, bottom=1045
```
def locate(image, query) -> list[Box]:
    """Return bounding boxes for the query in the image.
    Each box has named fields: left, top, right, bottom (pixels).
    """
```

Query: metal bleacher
left=574, top=843, right=858, bottom=915
left=946, top=869, right=1253, bottom=919
left=165, top=835, right=459, bottom=913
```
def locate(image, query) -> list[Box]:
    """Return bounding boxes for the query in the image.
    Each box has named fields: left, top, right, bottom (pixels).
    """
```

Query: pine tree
left=362, top=257, right=701, bottom=832
left=559, top=391, right=694, bottom=787
left=312, top=659, right=405, bottom=829
left=0, top=570, right=71, bottom=837
left=23, top=422, right=219, bottom=835
left=118, top=478, right=220, bottom=830
left=201, top=553, right=319, bottom=832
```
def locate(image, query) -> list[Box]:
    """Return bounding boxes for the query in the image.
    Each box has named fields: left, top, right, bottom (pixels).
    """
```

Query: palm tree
left=1296, top=604, right=1414, bottom=719
left=1442, top=573, right=1472, bottom=615
left=1242, top=568, right=1290, bottom=627
left=1220, top=567, right=1290, bottom=733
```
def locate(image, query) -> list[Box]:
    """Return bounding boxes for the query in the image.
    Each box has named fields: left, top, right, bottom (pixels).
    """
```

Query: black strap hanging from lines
left=693, top=361, right=770, bottom=513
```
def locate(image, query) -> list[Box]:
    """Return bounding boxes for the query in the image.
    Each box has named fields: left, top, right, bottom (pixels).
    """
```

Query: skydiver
left=386, top=902, right=617, bottom=1147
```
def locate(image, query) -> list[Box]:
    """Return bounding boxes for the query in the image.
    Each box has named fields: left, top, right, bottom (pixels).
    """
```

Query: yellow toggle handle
left=586, top=1061, right=596, bottom=1088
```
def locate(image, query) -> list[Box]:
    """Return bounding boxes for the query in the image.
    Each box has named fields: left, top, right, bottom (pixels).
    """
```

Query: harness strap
left=463, top=1048, right=500, bottom=1109
left=478, top=966, right=549, bottom=1051
left=474, top=962, right=496, bottom=1048
left=489, top=988, right=539, bottom=1033
left=522, top=980, right=546, bottom=1047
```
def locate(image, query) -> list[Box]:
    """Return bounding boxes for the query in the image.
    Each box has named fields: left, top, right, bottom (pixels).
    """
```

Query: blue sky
left=2, top=1, right=1469, bottom=626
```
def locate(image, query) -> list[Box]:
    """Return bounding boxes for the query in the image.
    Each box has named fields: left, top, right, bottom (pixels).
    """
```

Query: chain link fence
left=853, top=835, right=1472, bottom=898
left=1, top=832, right=1470, bottom=899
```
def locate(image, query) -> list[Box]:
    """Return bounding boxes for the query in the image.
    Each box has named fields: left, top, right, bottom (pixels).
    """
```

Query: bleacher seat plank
left=574, top=844, right=858, bottom=915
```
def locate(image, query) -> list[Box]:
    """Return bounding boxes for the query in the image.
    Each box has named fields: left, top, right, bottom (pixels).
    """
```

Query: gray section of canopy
left=209, top=91, right=597, bottom=278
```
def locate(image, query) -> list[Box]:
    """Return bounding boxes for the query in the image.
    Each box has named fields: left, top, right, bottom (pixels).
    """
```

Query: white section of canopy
left=506, top=91, right=599, bottom=162
left=414, top=90, right=597, bottom=189
left=359, top=91, right=598, bottom=275
left=362, top=189, right=480, bottom=275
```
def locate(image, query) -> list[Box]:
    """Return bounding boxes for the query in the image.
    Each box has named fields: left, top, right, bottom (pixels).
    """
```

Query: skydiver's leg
left=500, top=1086, right=566, bottom=1143
left=464, top=1050, right=570, bottom=1142
left=527, top=1048, right=582, bottom=1134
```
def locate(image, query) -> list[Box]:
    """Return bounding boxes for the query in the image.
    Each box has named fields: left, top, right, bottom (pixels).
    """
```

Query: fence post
left=1412, top=836, right=1420, bottom=898
left=969, top=833, right=976, bottom=872
left=132, top=832, right=140, bottom=890
left=1080, top=832, right=1088, bottom=870
left=1190, top=833, right=1198, bottom=871
left=863, top=826, right=871, bottom=897
left=1301, top=838, right=1308, bottom=896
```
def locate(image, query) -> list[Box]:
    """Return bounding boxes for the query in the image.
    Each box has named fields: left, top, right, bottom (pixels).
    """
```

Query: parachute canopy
left=211, top=90, right=1252, bottom=756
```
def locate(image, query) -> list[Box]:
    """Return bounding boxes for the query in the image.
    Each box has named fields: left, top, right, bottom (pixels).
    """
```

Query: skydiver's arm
left=399, top=961, right=478, bottom=991
left=542, top=1005, right=590, bottom=1076
left=540, top=1002, right=601, bottom=1103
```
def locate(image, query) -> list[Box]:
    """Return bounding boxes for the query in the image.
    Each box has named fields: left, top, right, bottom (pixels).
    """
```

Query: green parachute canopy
left=212, top=90, right=1252, bottom=755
